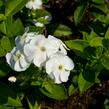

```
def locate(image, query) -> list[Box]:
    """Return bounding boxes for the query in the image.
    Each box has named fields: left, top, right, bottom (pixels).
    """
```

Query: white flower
left=46, top=53, right=74, bottom=84
left=34, top=22, right=44, bottom=27
left=8, top=76, right=16, bottom=82
left=15, top=32, right=38, bottom=48
left=47, top=35, right=69, bottom=55
left=24, top=35, right=57, bottom=67
left=25, top=0, right=42, bottom=10
left=6, top=47, right=30, bottom=72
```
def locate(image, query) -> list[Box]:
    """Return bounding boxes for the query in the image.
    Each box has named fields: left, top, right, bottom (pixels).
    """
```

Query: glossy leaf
left=40, top=82, right=68, bottom=100
left=5, top=0, right=28, bottom=16
left=102, top=57, right=109, bottom=70
left=105, top=28, right=109, bottom=39
left=0, top=44, right=5, bottom=57
left=89, top=37, right=103, bottom=47
left=0, top=21, right=6, bottom=34
left=1, top=36, right=12, bottom=52
left=65, top=40, right=89, bottom=52
left=78, top=73, right=94, bottom=92
left=53, top=24, right=72, bottom=37
left=68, top=84, right=75, bottom=96
left=74, top=4, right=86, bottom=25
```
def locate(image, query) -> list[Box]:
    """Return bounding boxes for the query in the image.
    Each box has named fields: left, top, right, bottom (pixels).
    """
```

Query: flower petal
left=6, top=53, right=12, bottom=65
left=53, top=71, right=61, bottom=84
left=46, top=58, right=58, bottom=75
left=63, top=56, right=74, bottom=70
left=24, top=44, right=36, bottom=62
left=33, top=51, right=47, bottom=67
left=60, top=71, right=70, bottom=82
left=14, top=60, right=24, bottom=72
left=19, top=55, right=30, bottom=69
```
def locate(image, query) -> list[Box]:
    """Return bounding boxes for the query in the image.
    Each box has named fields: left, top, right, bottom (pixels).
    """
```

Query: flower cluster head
left=6, top=30, right=74, bottom=84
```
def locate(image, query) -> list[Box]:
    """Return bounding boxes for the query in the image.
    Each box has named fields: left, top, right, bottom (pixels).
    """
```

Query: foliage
left=0, top=0, right=109, bottom=108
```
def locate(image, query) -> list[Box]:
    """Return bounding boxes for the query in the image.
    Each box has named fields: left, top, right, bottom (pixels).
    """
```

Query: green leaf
left=89, top=31, right=99, bottom=40
left=40, top=82, right=68, bottom=100
left=0, top=21, right=6, bottom=34
left=82, top=31, right=90, bottom=40
left=10, top=18, right=24, bottom=37
left=104, top=99, right=109, bottom=109
left=7, top=96, right=22, bottom=107
left=102, top=57, right=109, bottom=70
left=0, top=44, right=5, bottom=57
left=5, top=0, right=28, bottom=16
left=37, top=17, right=49, bottom=25
left=0, top=0, right=3, bottom=7
left=92, top=0, right=104, bottom=4
left=78, top=73, right=94, bottom=92
left=53, top=24, right=72, bottom=37
left=5, top=17, right=24, bottom=37
left=89, top=37, right=103, bottom=47
left=74, top=4, right=86, bottom=25
left=105, top=28, right=109, bottom=39
left=0, top=14, right=6, bottom=22
left=92, top=4, right=109, bottom=14
left=31, top=9, right=50, bottom=19
left=65, top=39, right=89, bottom=52
left=1, top=36, right=12, bottom=52
left=0, top=105, right=14, bottom=109
left=68, top=84, right=75, bottom=96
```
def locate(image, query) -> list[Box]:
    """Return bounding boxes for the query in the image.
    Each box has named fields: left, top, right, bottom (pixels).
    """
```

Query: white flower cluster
left=6, top=31, right=74, bottom=84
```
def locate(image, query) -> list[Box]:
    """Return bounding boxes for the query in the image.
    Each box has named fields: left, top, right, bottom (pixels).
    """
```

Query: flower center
left=15, top=53, right=21, bottom=60
left=40, top=46, right=46, bottom=52
left=58, top=64, right=63, bottom=71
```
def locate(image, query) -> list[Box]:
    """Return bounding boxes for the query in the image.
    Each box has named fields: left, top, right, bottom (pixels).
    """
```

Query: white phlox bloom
left=48, top=35, right=69, bottom=55
left=15, top=32, right=38, bottom=48
left=6, top=47, right=30, bottom=72
left=46, top=53, right=74, bottom=84
left=24, top=35, right=59, bottom=67
left=25, top=0, right=42, bottom=10
left=8, top=76, right=16, bottom=82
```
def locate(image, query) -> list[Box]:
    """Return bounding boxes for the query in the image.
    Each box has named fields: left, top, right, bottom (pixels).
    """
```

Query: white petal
left=63, top=56, right=74, bottom=70
left=53, top=71, right=61, bottom=84
left=14, top=61, right=24, bottom=72
left=19, top=55, right=30, bottom=68
left=30, top=34, right=45, bottom=46
left=46, top=58, right=58, bottom=75
left=33, top=51, right=47, bottom=67
left=25, top=1, right=33, bottom=9
left=8, top=76, right=16, bottom=82
left=59, top=44, right=67, bottom=55
left=6, top=53, right=12, bottom=65
left=26, top=0, right=42, bottom=10
left=24, top=44, right=36, bottom=62
left=6, top=47, right=16, bottom=67
left=60, top=71, right=70, bottom=82
left=35, top=22, right=44, bottom=27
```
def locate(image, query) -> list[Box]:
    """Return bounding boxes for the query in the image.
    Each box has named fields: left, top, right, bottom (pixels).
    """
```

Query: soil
left=41, top=80, right=109, bottom=109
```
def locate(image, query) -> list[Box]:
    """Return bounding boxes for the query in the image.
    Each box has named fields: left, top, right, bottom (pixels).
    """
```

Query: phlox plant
left=0, top=0, right=109, bottom=109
